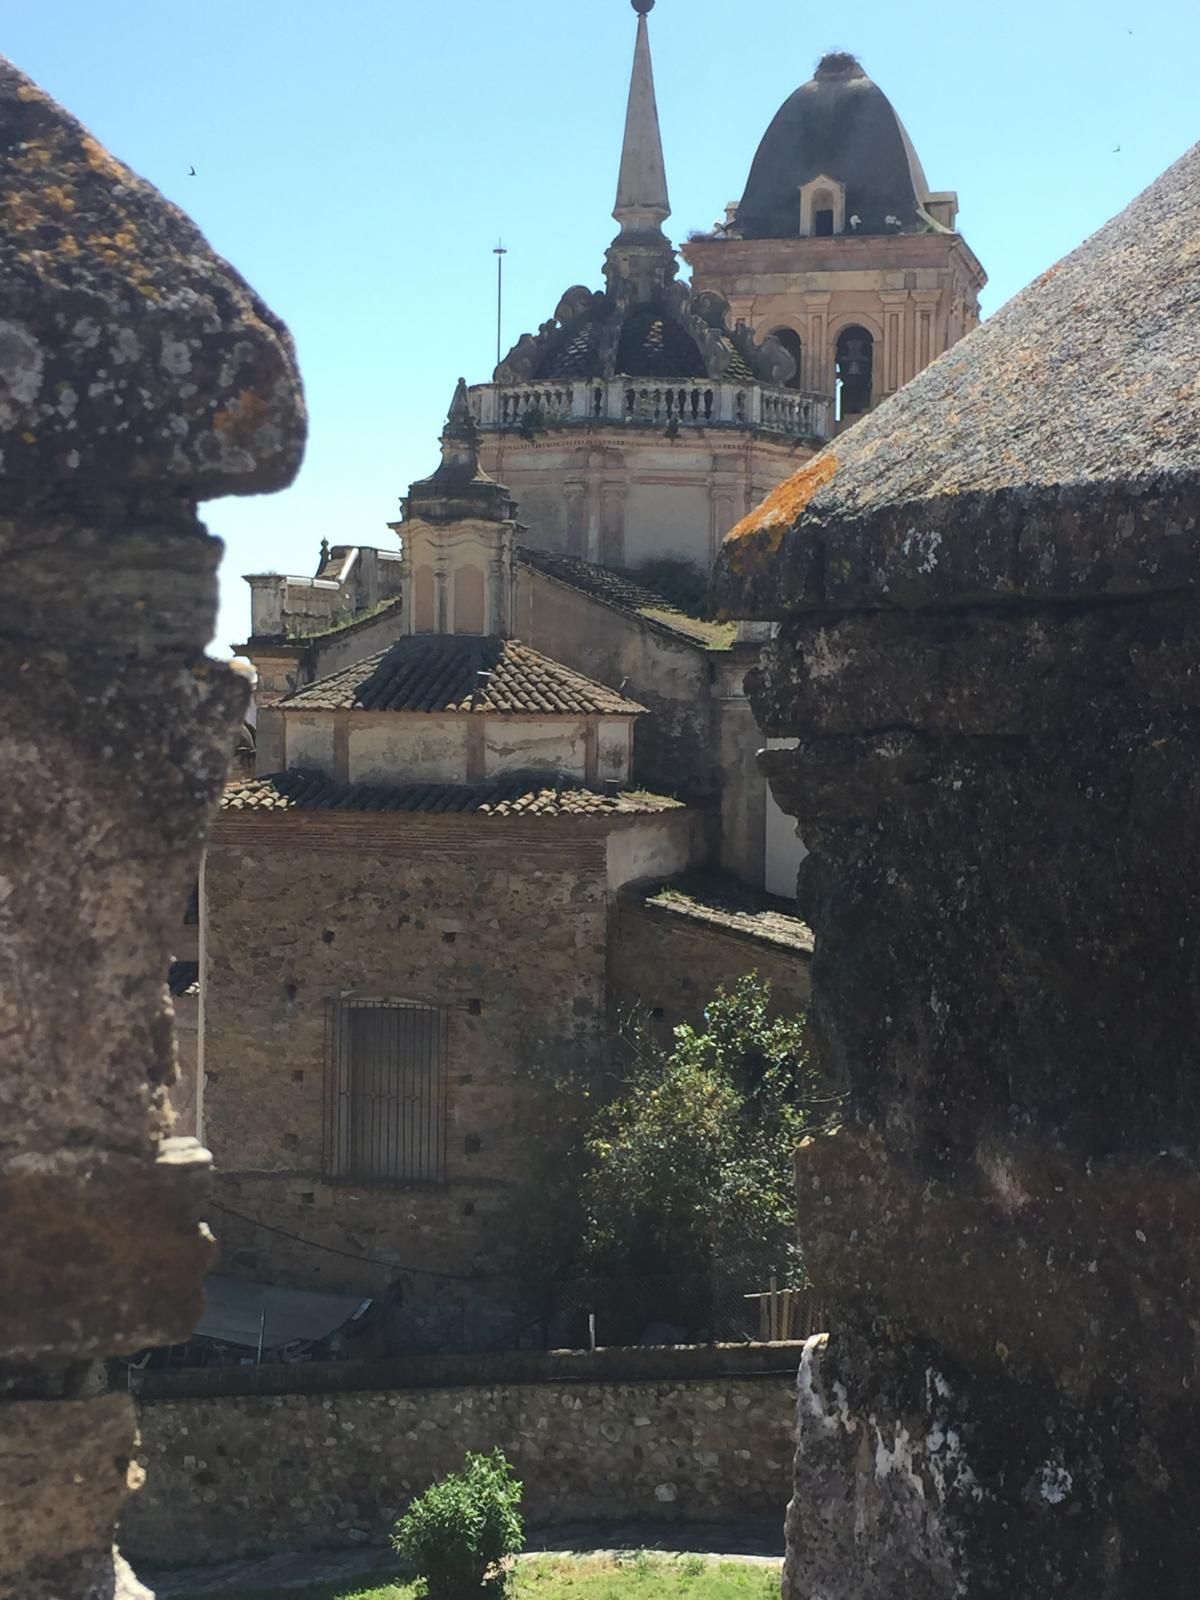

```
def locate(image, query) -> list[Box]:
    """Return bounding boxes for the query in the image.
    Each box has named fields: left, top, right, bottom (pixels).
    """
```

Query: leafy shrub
left=392, top=1449, right=524, bottom=1599
left=579, top=976, right=837, bottom=1333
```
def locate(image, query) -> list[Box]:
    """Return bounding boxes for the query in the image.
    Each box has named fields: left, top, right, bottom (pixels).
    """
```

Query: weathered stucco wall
left=605, top=812, right=701, bottom=890
left=123, top=1372, right=796, bottom=1565
left=283, top=712, right=336, bottom=773
left=172, top=991, right=199, bottom=1140
left=515, top=567, right=714, bottom=800
left=481, top=433, right=797, bottom=573
left=714, top=657, right=771, bottom=885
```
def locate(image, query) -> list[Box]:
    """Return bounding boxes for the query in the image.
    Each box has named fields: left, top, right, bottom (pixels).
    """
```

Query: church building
left=202, top=2, right=986, bottom=1342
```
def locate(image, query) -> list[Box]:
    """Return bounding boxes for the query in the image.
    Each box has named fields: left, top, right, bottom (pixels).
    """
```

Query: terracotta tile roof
left=518, top=548, right=737, bottom=650
left=278, top=636, right=645, bottom=716
left=221, top=770, right=685, bottom=819
left=716, top=140, right=1200, bottom=616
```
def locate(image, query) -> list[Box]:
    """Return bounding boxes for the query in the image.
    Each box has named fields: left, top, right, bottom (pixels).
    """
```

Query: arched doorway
left=770, top=328, right=804, bottom=391
left=835, top=325, right=874, bottom=420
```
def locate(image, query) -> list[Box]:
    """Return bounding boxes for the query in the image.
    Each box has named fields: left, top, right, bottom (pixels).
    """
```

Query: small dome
left=496, top=281, right=787, bottom=387
left=736, top=54, right=934, bottom=240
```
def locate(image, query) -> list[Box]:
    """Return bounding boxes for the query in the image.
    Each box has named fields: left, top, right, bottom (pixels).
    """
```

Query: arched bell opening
left=835, top=325, right=874, bottom=420
left=770, top=328, right=804, bottom=391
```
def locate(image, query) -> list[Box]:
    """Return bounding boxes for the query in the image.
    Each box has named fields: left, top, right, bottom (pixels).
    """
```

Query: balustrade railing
left=471, top=378, right=830, bottom=442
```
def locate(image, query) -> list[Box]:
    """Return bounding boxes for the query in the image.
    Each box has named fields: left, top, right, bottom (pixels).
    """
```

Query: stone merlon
left=714, top=140, right=1200, bottom=619
left=0, top=55, right=306, bottom=496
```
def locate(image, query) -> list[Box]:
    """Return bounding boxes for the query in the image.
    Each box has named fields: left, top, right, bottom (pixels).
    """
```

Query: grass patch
left=173, top=1553, right=781, bottom=1600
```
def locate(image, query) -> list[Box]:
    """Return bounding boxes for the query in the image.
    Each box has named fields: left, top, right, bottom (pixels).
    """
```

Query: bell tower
left=681, top=52, right=986, bottom=428
left=393, top=380, right=521, bottom=638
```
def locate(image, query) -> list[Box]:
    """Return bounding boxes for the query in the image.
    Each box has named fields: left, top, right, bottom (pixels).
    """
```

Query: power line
left=207, top=1200, right=497, bottom=1283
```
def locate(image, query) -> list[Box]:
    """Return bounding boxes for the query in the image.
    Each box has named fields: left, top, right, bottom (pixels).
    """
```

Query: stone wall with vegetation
left=123, top=1369, right=796, bottom=1564
left=612, top=882, right=812, bottom=1042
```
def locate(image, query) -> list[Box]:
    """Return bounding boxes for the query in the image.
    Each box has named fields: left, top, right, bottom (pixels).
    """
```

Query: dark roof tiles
left=222, top=771, right=683, bottom=820
left=737, top=54, right=933, bottom=240
left=279, top=635, right=644, bottom=717
left=518, top=548, right=737, bottom=650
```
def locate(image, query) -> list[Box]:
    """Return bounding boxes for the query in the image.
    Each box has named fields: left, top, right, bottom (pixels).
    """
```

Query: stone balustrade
left=471, top=377, right=830, bottom=442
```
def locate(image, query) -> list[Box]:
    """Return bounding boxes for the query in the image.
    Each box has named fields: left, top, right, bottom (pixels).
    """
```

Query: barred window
left=324, top=1000, right=447, bottom=1185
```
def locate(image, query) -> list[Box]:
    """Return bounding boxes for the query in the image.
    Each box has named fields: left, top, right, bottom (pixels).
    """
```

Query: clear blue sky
left=8, top=0, right=1198, bottom=650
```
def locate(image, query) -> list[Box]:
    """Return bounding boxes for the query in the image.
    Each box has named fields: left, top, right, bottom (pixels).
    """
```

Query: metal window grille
left=323, top=1000, right=447, bottom=1186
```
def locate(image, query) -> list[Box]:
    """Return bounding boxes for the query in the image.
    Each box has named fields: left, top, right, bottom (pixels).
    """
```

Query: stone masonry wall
left=612, top=891, right=810, bottom=1045
left=123, top=1373, right=796, bottom=1565
left=204, top=813, right=614, bottom=1340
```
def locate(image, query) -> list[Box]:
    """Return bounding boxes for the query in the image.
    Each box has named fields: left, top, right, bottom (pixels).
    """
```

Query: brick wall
left=204, top=814, right=615, bottom=1332
left=122, top=1352, right=800, bottom=1565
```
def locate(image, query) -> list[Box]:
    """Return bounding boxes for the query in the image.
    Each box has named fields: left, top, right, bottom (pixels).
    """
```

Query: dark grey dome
left=736, top=53, right=933, bottom=240
left=496, top=281, right=794, bottom=388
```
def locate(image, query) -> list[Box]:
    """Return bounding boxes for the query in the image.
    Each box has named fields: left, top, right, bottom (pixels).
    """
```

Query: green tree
left=578, top=976, right=836, bottom=1339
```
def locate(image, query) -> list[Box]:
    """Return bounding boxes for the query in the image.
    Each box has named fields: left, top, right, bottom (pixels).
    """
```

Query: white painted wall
left=349, top=716, right=470, bottom=786
left=597, top=720, right=632, bottom=784
left=485, top=718, right=586, bottom=778
left=606, top=811, right=698, bottom=890
left=764, top=737, right=808, bottom=901
left=285, top=715, right=336, bottom=776
left=622, top=480, right=714, bottom=569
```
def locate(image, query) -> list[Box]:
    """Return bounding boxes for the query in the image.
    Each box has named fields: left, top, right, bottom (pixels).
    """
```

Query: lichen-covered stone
left=714, top=142, right=1200, bottom=1598
left=0, top=56, right=305, bottom=495
left=0, top=50, right=305, bottom=1600
left=0, top=1397, right=142, bottom=1597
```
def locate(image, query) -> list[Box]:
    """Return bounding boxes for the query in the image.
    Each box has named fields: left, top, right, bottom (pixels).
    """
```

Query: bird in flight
left=188, top=165, right=197, bottom=177
left=1113, top=145, right=1122, bottom=154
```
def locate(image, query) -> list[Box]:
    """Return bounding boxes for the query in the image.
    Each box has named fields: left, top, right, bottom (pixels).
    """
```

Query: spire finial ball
left=632, top=0, right=655, bottom=13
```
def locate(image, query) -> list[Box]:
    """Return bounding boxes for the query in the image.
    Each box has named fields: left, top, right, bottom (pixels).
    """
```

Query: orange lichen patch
left=42, top=185, right=76, bottom=214
left=724, top=453, right=839, bottom=551
left=80, top=133, right=131, bottom=185
left=214, top=389, right=270, bottom=438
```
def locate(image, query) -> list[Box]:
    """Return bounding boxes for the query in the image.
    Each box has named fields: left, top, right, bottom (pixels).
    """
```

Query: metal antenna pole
left=494, top=240, right=507, bottom=370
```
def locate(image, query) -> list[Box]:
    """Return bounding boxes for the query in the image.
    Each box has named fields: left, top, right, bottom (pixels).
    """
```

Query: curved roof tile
left=278, top=635, right=646, bottom=717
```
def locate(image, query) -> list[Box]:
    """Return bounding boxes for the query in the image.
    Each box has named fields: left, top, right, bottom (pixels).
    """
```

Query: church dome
left=736, top=53, right=934, bottom=240
left=496, top=280, right=793, bottom=388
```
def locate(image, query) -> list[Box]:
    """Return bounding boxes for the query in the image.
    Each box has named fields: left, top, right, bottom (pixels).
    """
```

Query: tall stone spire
left=607, top=0, right=676, bottom=297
